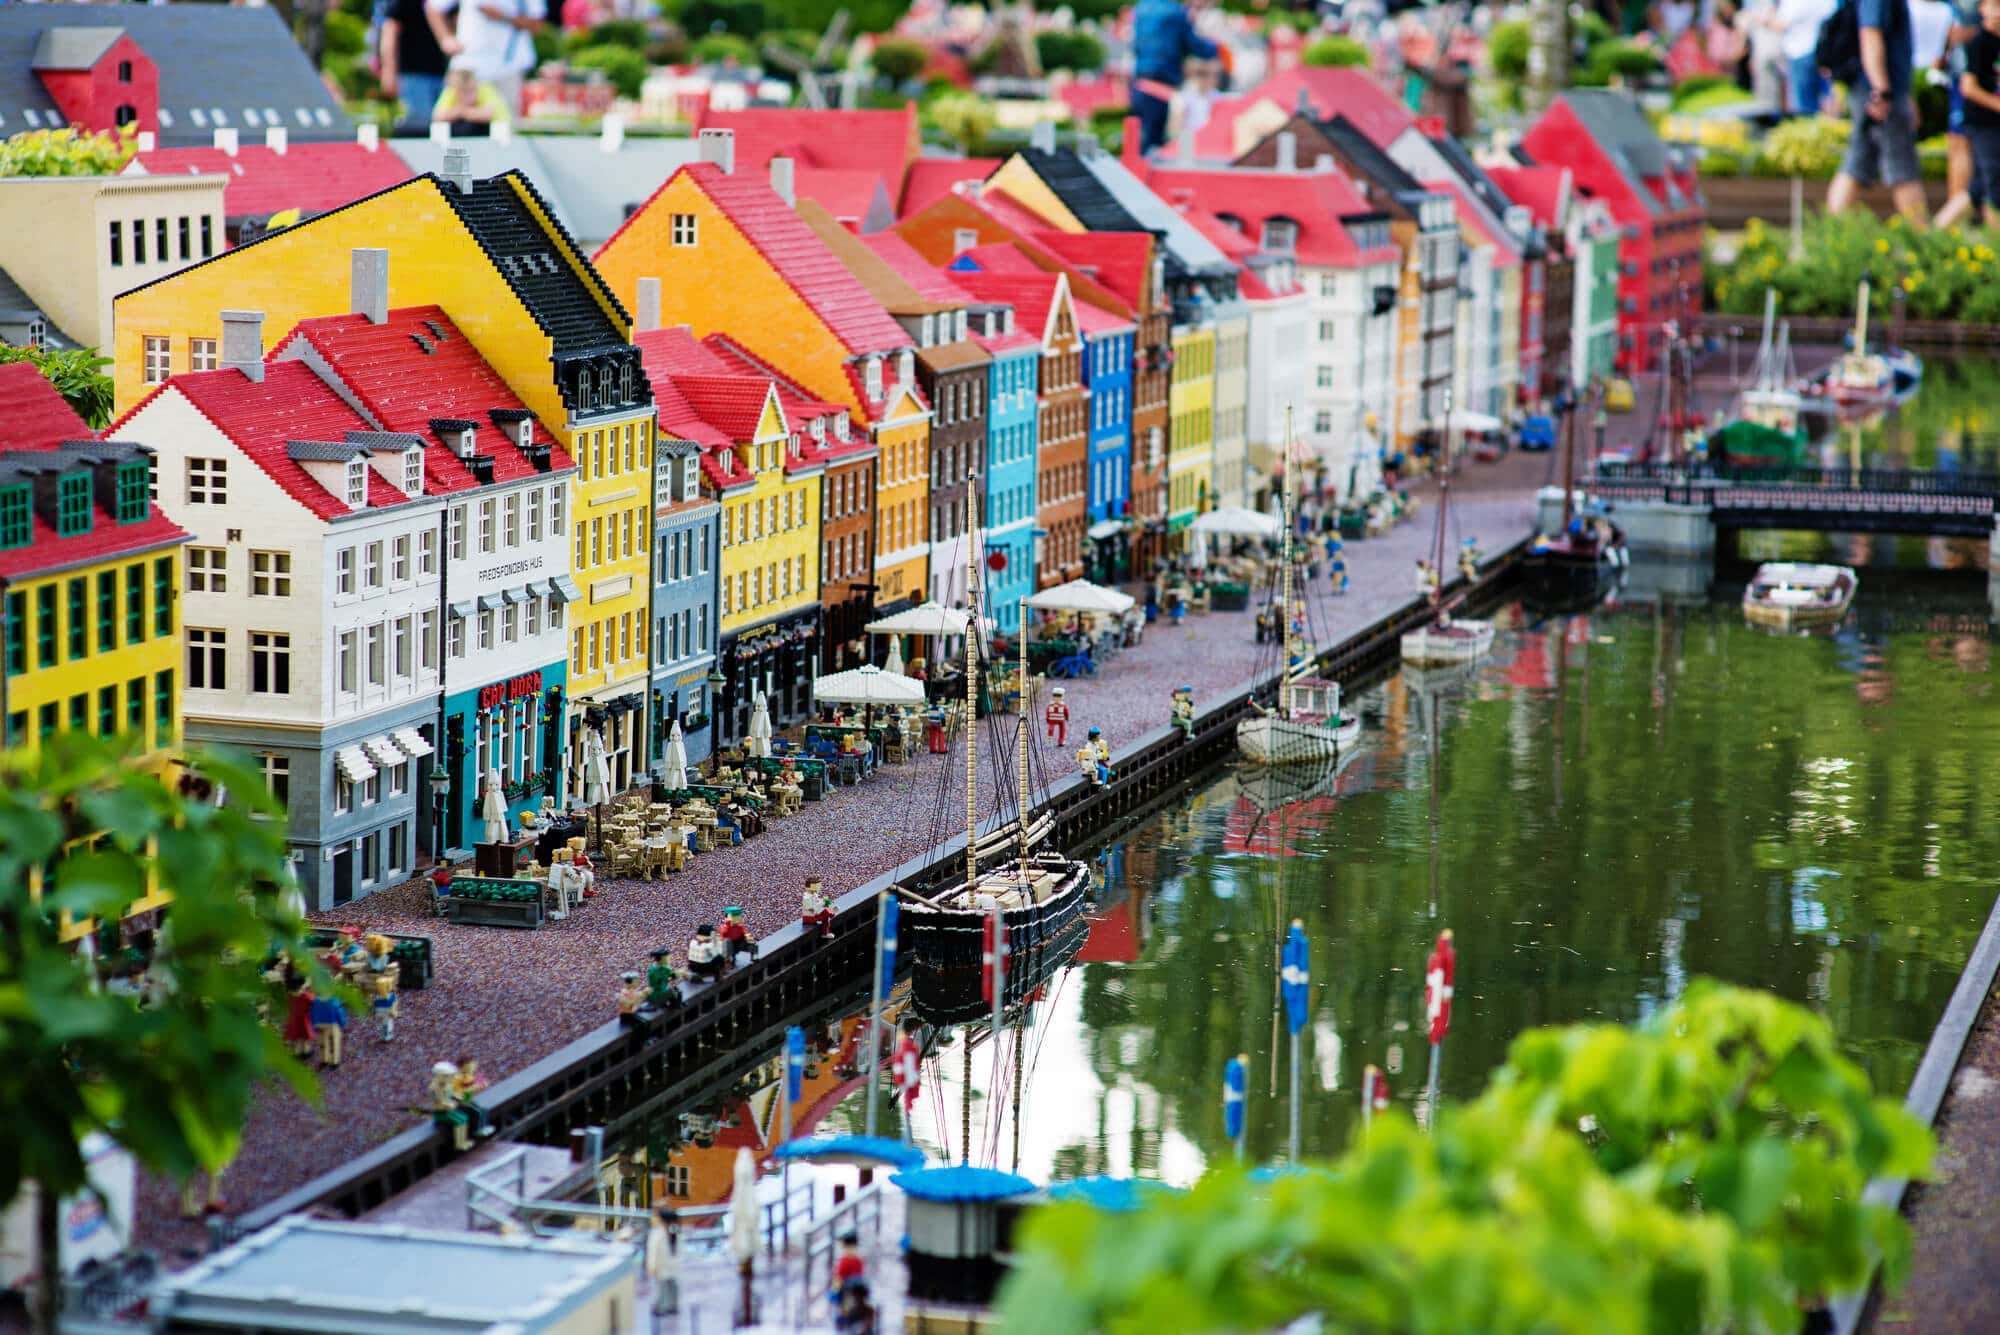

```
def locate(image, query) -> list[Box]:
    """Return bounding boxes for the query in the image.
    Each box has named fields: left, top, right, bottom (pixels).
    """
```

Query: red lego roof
left=1072, top=296, right=1134, bottom=335
left=898, top=156, right=999, bottom=217
left=0, top=361, right=90, bottom=452
left=129, top=143, right=412, bottom=220
left=115, top=361, right=388, bottom=523
left=701, top=333, right=864, bottom=472
left=1029, top=230, right=1151, bottom=309
left=792, top=166, right=888, bottom=224
left=954, top=242, right=1043, bottom=274
left=634, top=328, right=766, bottom=482
left=695, top=106, right=921, bottom=198
left=861, top=231, right=976, bottom=305
left=669, top=162, right=912, bottom=360
left=1485, top=164, right=1569, bottom=229
left=635, top=326, right=732, bottom=376
left=1172, top=202, right=1258, bottom=261
left=672, top=374, right=775, bottom=441
left=1146, top=165, right=1394, bottom=268
left=275, top=306, right=571, bottom=494
left=948, top=271, right=1065, bottom=345
left=1188, top=65, right=1413, bottom=161
left=1236, top=267, right=1279, bottom=300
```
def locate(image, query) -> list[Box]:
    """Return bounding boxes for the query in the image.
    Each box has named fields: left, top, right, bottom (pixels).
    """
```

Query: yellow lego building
left=1168, top=327, right=1215, bottom=534
left=112, top=150, right=659, bottom=790
left=593, top=131, right=931, bottom=624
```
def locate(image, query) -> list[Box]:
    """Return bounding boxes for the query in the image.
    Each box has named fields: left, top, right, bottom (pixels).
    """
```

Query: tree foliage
left=925, top=91, right=998, bottom=154
left=0, top=344, right=115, bottom=430
left=1488, top=19, right=1531, bottom=81
left=870, top=38, right=930, bottom=85
left=1035, top=30, right=1108, bottom=74
left=1302, top=35, right=1371, bottom=69
left=569, top=43, right=650, bottom=99
left=998, top=982, right=1931, bottom=1335
left=0, top=125, right=135, bottom=178
left=1710, top=212, right=2000, bottom=323
left=0, top=736, right=322, bottom=1327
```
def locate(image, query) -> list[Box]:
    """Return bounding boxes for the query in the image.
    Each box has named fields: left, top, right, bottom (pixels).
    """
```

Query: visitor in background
left=1935, top=0, right=1989, bottom=225
left=1130, top=0, right=1218, bottom=155
left=433, top=56, right=511, bottom=131
left=1743, top=0, right=1791, bottom=104
left=1960, top=0, right=2000, bottom=224
left=1705, top=0, right=1752, bottom=85
left=1827, top=0, right=1928, bottom=225
left=1766, top=0, right=1837, bottom=114
left=430, top=0, right=545, bottom=114
left=381, top=0, right=457, bottom=128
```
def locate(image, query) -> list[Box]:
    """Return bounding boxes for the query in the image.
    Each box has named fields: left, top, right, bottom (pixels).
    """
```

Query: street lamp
left=427, top=764, right=451, bottom=870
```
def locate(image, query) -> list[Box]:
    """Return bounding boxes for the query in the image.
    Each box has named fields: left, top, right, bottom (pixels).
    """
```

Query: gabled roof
left=1145, top=166, right=1395, bottom=269
left=635, top=326, right=733, bottom=377
left=622, top=162, right=910, bottom=359
left=703, top=333, right=866, bottom=474
left=952, top=243, right=1044, bottom=275
left=861, top=231, right=977, bottom=305
left=1171, top=203, right=1257, bottom=262
left=694, top=106, right=922, bottom=199
left=797, top=198, right=951, bottom=317
left=1427, top=133, right=1519, bottom=227
left=274, top=305, right=572, bottom=492
left=1027, top=230, right=1152, bottom=308
left=115, top=361, right=391, bottom=523
left=891, top=191, right=1137, bottom=323
left=1554, top=90, right=1669, bottom=178
left=1423, top=177, right=1518, bottom=266
left=1191, top=66, right=1413, bottom=161
left=0, top=361, right=89, bottom=453
left=792, top=167, right=893, bottom=228
left=442, top=172, right=635, bottom=361
left=1486, top=164, right=1570, bottom=230
left=0, top=265, right=76, bottom=349
left=899, top=156, right=1000, bottom=217
left=129, top=143, right=413, bottom=223
left=1065, top=150, right=1236, bottom=278
left=1072, top=298, right=1135, bottom=336
left=31, top=27, right=123, bottom=71
left=673, top=375, right=778, bottom=442
left=947, top=271, right=1069, bottom=348
left=0, top=5, right=351, bottom=147
left=1320, top=116, right=1426, bottom=200
left=1016, top=147, right=1149, bottom=236
left=634, top=327, right=766, bottom=485
left=0, top=430, right=189, bottom=583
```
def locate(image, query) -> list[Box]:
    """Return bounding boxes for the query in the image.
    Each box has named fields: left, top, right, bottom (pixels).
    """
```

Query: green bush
left=1675, top=82, right=1757, bottom=115
left=926, top=91, right=998, bottom=154
left=0, top=125, right=135, bottom=178
left=1669, top=73, right=1731, bottom=106
left=1579, top=38, right=1662, bottom=86
left=569, top=44, right=649, bottom=99
left=691, top=31, right=758, bottom=66
left=1036, top=30, right=1108, bottom=73
left=1488, top=19, right=1530, bottom=82
left=1759, top=114, right=1849, bottom=178
left=1709, top=212, right=2000, bottom=323
left=1302, top=34, right=1370, bottom=68
left=871, top=36, right=929, bottom=83
left=572, top=18, right=652, bottom=52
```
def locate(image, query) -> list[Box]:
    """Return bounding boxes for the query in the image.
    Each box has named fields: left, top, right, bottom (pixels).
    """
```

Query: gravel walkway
left=134, top=451, right=1546, bottom=1258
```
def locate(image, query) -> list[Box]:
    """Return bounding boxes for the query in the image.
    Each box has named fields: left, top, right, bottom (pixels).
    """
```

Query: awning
left=551, top=575, right=582, bottom=604
left=526, top=580, right=550, bottom=599
left=1086, top=518, right=1127, bottom=542
left=361, top=737, right=402, bottom=768
left=333, top=746, right=376, bottom=785
left=476, top=594, right=502, bottom=612
left=390, top=726, right=434, bottom=759
left=502, top=587, right=531, bottom=605
left=448, top=600, right=475, bottom=620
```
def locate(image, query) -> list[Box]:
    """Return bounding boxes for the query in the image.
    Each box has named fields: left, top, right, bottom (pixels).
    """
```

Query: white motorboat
left=1743, top=562, right=1857, bottom=629
left=1237, top=408, right=1362, bottom=766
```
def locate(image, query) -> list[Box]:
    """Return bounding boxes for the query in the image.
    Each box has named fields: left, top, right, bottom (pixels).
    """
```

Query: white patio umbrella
left=582, top=725, right=611, bottom=807
left=1191, top=505, right=1281, bottom=539
left=479, top=767, right=508, bottom=845
left=1447, top=409, right=1504, bottom=435
left=865, top=601, right=971, bottom=636
left=813, top=664, right=927, bottom=708
left=1025, top=578, right=1137, bottom=616
left=747, top=690, right=773, bottom=758
left=882, top=634, right=905, bottom=676
left=663, top=719, right=689, bottom=791
left=729, top=1148, right=759, bottom=1323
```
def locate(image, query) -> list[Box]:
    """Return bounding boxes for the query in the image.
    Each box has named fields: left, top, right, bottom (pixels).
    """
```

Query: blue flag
left=1281, top=921, right=1310, bottom=1036
left=785, top=1025, right=806, bottom=1105
left=1223, top=1055, right=1247, bottom=1140
left=877, top=894, right=899, bottom=997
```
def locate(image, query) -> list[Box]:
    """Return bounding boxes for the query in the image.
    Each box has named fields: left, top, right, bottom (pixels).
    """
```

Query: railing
left=799, top=1179, right=888, bottom=1304
left=1596, top=461, right=2000, bottom=497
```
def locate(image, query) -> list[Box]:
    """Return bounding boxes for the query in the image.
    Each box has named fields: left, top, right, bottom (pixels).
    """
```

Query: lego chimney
left=357, top=123, right=380, bottom=151
left=136, top=130, right=155, bottom=153
left=697, top=127, right=735, bottom=175
left=1315, top=154, right=1336, bottom=173
left=265, top=126, right=288, bottom=155
left=635, top=277, right=661, bottom=333
left=1029, top=119, right=1057, bottom=154
left=441, top=145, right=473, bottom=194
left=1275, top=131, right=1297, bottom=172
left=952, top=228, right=978, bottom=258
left=220, top=311, right=265, bottom=383
left=213, top=126, right=239, bottom=156
left=351, top=248, right=389, bottom=326
left=599, top=112, right=625, bottom=154
left=770, top=156, right=795, bottom=207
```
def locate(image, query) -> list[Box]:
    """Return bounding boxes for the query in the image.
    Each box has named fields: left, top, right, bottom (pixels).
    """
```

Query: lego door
left=331, top=844, right=355, bottom=906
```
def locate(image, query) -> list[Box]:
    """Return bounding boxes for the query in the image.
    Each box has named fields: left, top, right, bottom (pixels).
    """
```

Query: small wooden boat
left=1809, top=281, right=1922, bottom=408
left=1402, top=447, right=1492, bottom=669
left=1238, top=673, right=1361, bottom=764
left=1739, top=293, right=1807, bottom=435
left=1742, top=562, right=1857, bottom=628
left=1524, top=396, right=1627, bottom=608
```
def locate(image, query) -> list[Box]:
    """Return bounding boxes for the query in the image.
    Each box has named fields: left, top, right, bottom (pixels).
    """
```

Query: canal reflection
left=614, top=563, right=2000, bottom=1196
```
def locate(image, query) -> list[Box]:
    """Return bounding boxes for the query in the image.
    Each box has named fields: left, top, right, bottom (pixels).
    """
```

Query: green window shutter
left=117, top=461, right=149, bottom=524
left=153, top=557, right=172, bottom=636
left=97, top=570, right=116, bottom=651
left=67, top=578, right=85, bottom=659
left=56, top=473, right=91, bottom=536
left=125, top=564, right=143, bottom=644
left=0, top=486, right=29, bottom=549
left=3, top=592, right=24, bottom=675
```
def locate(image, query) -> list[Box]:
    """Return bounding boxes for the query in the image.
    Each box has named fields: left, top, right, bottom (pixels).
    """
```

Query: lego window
left=0, top=485, right=29, bottom=550
left=115, top=459, right=149, bottom=522
left=345, top=459, right=367, bottom=508
left=53, top=474, right=90, bottom=537
left=402, top=448, right=424, bottom=496
left=187, top=547, right=226, bottom=594
left=671, top=213, right=697, bottom=247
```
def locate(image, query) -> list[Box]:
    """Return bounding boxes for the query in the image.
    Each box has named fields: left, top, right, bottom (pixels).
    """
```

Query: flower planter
left=441, top=877, right=545, bottom=929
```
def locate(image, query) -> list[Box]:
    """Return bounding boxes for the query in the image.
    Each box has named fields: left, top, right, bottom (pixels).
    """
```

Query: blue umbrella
left=1281, top=922, right=1310, bottom=1036
left=1223, top=1053, right=1247, bottom=1158
left=785, top=1026, right=806, bottom=1105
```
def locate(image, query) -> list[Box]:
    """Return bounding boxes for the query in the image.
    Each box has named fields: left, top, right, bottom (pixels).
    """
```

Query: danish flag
left=892, top=1032, right=922, bottom=1110
left=1424, top=929, right=1456, bottom=1046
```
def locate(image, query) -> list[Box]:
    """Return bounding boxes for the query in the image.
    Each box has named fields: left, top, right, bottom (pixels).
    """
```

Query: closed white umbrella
left=1191, top=505, right=1281, bottom=539
left=582, top=726, right=611, bottom=807
left=1025, top=578, right=1137, bottom=615
left=748, top=690, right=773, bottom=759
left=479, top=767, right=508, bottom=845
left=883, top=634, right=905, bottom=676
left=664, top=719, right=689, bottom=791
left=813, top=664, right=926, bottom=708
left=730, top=1147, right=759, bottom=1324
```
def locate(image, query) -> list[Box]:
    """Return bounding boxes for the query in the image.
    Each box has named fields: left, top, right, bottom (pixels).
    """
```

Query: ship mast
left=1279, top=406, right=1295, bottom=720
left=1017, top=596, right=1030, bottom=870
left=966, top=489, right=980, bottom=893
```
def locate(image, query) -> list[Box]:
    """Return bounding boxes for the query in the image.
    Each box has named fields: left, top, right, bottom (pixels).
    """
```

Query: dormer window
left=402, top=447, right=424, bottom=497
left=898, top=349, right=914, bottom=388
left=834, top=416, right=850, bottom=443
left=864, top=357, right=882, bottom=402
left=618, top=361, right=634, bottom=404
left=955, top=311, right=968, bottom=341
left=598, top=363, right=616, bottom=405
left=921, top=315, right=935, bottom=347
left=1263, top=218, right=1298, bottom=252
left=116, top=459, right=149, bottom=524
left=56, top=472, right=91, bottom=537
left=811, top=417, right=826, bottom=442
left=345, top=459, right=367, bottom=508
left=683, top=454, right=699, bottom=499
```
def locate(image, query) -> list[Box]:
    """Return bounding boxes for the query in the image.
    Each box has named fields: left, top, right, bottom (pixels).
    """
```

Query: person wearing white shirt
left=427, top=0, right=545, bottom=113
left=1767, top=0, right=1839, bottom=113
left=1913, top=0, right=1959, bottom=67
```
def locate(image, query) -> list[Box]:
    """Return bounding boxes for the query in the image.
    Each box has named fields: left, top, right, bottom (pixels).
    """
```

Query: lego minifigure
left=1044, top=685, right=1069, bottom=747
left=452, top=1057, right=491, bottom=1139
left=719, top=907, right=757, bottom=964
left=1076, top=727, right=1113, bottom=787
left=645, top=947, right=682, bottom=1009
left=686, top=925, right=728, bottom=982
left=546, top=850, right=576, bottom=920
left=1327, top=537, right=1348, bottom=594
left=373, top=972, right=398, bottom=1042
left=480, top=766, right=509, bottom=846
left=617, top=970, right=648, bottom=1020
left=309, top=986, right=348, bottom=1069
left=430, top=1061, right=472, bottom=1151
left=1415, top=559, right=1439, bottom=597
left=363, top=933, right=396, bottom=975
left=648, top=1208, right=682, bottom=1318
left=1171, top=685, right=1195, bottom=739
left=1458, top=538, right=1481, bottom=582
left=570, top=844, right=596, bottom=898
left=832, top=1230, right=866, bottom=1308
left=336, top=925, right=369, bottom=979
left=801, top=876, right=835, bottom=939
left=282, top=969, right=315, bottom=1058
